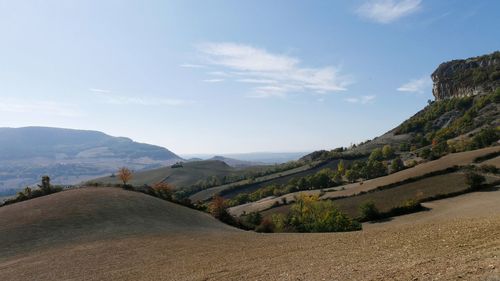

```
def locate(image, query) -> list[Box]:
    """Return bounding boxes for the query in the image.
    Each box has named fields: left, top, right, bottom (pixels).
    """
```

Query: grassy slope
left=1, top=185, right=500, bottom=280
left=0, top=187, right=236, bottom=257
left=229, top=146, right=500, bottom=216
left=89, top=160, right=270, bottom=189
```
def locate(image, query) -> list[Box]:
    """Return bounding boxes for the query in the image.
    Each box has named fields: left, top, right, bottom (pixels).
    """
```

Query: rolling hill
left=1, top=185, right=500, bottom=280
left=89, top=159, right=275, bottom=189
left=0, top=127, right=182, bottom=193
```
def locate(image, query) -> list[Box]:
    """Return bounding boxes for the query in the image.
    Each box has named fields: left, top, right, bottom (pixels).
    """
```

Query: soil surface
left=1, top=187, right=500, bottom=281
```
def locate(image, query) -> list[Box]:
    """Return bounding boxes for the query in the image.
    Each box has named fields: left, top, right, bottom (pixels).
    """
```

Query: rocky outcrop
left=432, top=51, right=500, bottom=101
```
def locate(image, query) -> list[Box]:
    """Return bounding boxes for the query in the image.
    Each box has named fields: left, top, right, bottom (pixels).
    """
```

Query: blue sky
left=0, top=0, right=498, bottom=154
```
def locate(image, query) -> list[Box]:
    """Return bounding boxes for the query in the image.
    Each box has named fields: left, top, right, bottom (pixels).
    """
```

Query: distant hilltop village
left=432, top=51, right=499, bottom=101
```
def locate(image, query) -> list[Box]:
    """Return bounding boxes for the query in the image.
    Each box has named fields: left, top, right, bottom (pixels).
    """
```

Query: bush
left=465, top=172, right=485, bottom=189
left=359, top=201, right=380, bottom=221
left=472, top=127, right=499, bottom=149
left=153, top=182, right=174, bottom=200
left=240, top=212, right=262, bottom=229
left=255, top=218, right=275, bottom=233
left=385, top=199, right=423, bottom=217
left=289, top=195, right=361, bottom=232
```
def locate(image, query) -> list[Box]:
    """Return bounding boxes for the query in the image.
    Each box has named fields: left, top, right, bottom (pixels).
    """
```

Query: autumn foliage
left=117, top=167, right=133, bottom=186
left=153, top=182, right=174, bottom=200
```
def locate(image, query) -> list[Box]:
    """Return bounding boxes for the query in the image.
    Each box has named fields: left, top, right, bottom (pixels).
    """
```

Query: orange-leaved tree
left=117, top=167, right=133, bottom=186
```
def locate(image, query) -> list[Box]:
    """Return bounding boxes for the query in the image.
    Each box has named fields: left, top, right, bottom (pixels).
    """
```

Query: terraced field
left=229, top=146, right=500, bottom=216
left=188, top=159, right=350, bottom=202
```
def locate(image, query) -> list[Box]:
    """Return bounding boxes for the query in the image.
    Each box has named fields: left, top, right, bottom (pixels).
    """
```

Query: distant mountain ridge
left=208, top=156, right=266, bottom=167
left=0, top=127, right=182, bottom=192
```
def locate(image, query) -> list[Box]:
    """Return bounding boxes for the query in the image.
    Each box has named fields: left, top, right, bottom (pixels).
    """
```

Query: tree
left=209, top=195, right=230, bottom=221
left=363, top=160, right=386, bottom=179
left=345, top=169, right=358, bottom=183
left=390, top=157, right=405, bottom=173
left=382, top=145, right=394, bottom=159
left=38, top=176, right=51, bottom=193
left=117, top=167, right=133, bottom=186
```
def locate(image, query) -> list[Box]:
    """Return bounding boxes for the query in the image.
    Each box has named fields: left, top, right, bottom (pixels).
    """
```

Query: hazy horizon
left=1, top=0, right=499, bottom=154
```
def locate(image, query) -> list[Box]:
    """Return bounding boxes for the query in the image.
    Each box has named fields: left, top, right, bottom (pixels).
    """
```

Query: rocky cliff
left=432, top=51, right=500, bottom=101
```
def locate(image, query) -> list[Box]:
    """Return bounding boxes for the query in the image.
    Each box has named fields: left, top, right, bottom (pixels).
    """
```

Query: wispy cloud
left=397, top=76, right=431, bottom=93
left=357, top=0, right=422, bottom=24
left=344, top=95, right=376, bottom=104
left=203, top=78, right=224, bottom=83
left=0, top=98, right=83, bottom=117
left=207, top=71, right=232, bottom=77
left=179, top=63, right=206, bottom=68
left=193, top=42, right=352, bottom=98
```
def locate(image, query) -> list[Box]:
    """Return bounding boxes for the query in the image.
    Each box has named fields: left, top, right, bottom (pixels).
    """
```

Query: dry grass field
left=1, top=187, right=500, bottom=281
left=229, top=146, right=500, bottom=216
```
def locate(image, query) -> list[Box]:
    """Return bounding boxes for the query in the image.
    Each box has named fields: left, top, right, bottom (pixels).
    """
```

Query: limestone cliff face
left=431, top=51, right=500, bottom=101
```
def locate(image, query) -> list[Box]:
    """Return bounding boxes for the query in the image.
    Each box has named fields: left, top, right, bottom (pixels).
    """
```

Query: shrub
left=465, top=172, right=485, bottom=189
left=381, top=199, right=423, bottom=218
left=359, top=201, right=380, bottom=221
left=153, top=182, right=174, bottom=200
left=241, top=212, right=262, bottom=229
left=369, top=148, right=383, bottom=162
left=472, top=127, right=499, bottom=149
left=2, top=176, right=63, bottom=206
left=255, top=218, right=275, bottom=233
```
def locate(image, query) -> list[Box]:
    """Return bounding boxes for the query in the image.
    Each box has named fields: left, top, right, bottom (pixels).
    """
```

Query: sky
left=0, top=0, right=499, bottom=154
